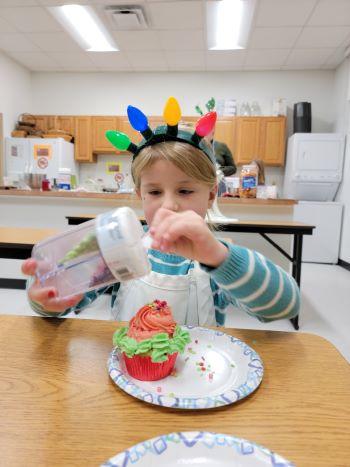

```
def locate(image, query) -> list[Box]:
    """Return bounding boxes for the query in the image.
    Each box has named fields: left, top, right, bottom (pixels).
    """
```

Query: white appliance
left=283, top=133, right=345, bottom=201
left=294, top=201, right=343, bottom=263
left=5, top=137, right=79, bottom=183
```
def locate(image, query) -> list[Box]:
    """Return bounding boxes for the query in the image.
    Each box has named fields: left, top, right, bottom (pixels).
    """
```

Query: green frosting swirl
left=60, top=232, right=99, bottom=264
left=112, top=325, right=191, bottom=363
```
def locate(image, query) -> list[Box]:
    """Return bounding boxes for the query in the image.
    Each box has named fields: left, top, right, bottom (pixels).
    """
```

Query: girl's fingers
left=40, top=294, right=84, bottom=313
left=21, top=258, right=37, bottom=276
left=149, top=208, right=175, bottom=234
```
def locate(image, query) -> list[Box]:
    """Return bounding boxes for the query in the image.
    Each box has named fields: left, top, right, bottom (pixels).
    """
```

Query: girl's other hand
left=21, top=258, right=83, bottom=314
left=149, top=208, right=228, bottom=268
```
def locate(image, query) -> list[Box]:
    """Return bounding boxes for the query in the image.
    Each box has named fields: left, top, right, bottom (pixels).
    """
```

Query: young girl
left=22, top=98, right=300, bottom=325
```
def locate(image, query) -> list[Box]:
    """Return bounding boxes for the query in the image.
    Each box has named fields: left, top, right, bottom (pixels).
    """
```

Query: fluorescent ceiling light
left=207, top=0, right=256, bottom=50
left=49, top=4, right=118, bottom=52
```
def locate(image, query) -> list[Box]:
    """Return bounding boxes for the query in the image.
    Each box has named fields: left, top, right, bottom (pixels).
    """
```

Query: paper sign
left=106, top=162, right=122, bottom=174
left=33, top=145, right=52, bottom=159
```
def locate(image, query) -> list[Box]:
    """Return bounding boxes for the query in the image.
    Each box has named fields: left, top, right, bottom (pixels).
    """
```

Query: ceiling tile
left=0, top=16, right=17, bottom=32
left=87, top=51, right=131, bottom=70
left=165, top=50, right=205, bottom=70
left=206, top=50, right=246, bottom=70
left=284, top=48, right=335, bottom=68
left=8, top=51, right=60, bottom=70
left=295, top=26, right=350, bottom=48
left=126, top=50, right=168, bottom=70
left=26, top=32, right=82, bottom=51
left=256, top=0, right=317, bottom=27
left=322, top=47, right=347, bottom=68
left=0, top=0, right=38, bottom=5
left=112, top=30, right=160, bottom=51
left=37, top=0, right=95, bottom=4
left=49, top=51, right=97, bottom=69
left=0, top=32, right=41, bottom=51
left=158, top=29, right=204, bottom=50
left=148, top=1, right=202, bottom=30
left=0, top=6, right=62, bottom=32
left=244, top=49, right=290, bottom=68
left=308, top=0, right=350, bottom=26
left=249, top=27, right=302, bottom=49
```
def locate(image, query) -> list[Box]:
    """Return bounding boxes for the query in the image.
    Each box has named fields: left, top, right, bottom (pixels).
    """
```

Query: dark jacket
left=213, top=141, right=237, bottom=176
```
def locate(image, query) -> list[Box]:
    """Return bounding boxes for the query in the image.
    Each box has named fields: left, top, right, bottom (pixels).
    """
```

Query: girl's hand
left=149, top=208, right=229, bottom=268
left=21, top=258, right=83, bottom=314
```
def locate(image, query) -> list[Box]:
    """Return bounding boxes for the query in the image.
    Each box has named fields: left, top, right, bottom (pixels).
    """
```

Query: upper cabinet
left=258, top=117, right=286, bottom=166
left=92, top=116, right=118, bottom=153
left=57, top=116, right=75, bottom=136
left=30, top=114, right=286, bottom=166
left=75, top=117, right=95, bottom=163
left=234, top=116, right=286, bottom=166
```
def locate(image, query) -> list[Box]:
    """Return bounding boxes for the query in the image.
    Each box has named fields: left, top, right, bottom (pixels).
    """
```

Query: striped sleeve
left=203, top=243, right=300, bottom=322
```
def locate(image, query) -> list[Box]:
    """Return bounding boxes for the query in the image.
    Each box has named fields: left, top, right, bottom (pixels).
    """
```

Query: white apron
left=111, top=262, right=216, bottom=327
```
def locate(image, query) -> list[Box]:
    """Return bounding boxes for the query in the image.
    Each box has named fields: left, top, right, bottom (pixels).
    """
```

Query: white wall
left=31, top=69, right=335, bottom=193
left=31, top=70, right=335, bottom=132
left=0, top=51, right=32, bottom=137
left=334, top=58, right=350, bottom=263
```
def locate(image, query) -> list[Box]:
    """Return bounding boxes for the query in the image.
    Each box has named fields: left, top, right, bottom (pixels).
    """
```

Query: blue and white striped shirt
left=30, top=242, right=300, bottom=325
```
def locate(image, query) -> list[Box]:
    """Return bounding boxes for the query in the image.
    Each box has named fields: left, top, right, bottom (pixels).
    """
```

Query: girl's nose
left=161, top=196, right=179, bottom=212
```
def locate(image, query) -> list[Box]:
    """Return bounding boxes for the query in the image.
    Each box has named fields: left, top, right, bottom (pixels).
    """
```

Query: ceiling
left=0, top=0, right=350, bottom=72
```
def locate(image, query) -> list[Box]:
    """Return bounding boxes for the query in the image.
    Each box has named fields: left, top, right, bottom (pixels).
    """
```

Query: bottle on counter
left=32, top=207, right=151, bottom=300
left=58, top=168, right=72, bottom=190
left=239, top=164, right=258, bottom=198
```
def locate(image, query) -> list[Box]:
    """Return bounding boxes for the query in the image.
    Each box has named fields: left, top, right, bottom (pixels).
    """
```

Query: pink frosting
left=127, top=300, right=176, bottom=342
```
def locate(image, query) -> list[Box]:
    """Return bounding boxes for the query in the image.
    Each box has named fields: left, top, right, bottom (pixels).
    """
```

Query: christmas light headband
left=105, top=97, right=217, bottom=164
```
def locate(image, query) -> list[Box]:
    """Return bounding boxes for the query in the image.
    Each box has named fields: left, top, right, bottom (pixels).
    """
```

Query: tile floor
left=1, top=263, right=349, bottom=363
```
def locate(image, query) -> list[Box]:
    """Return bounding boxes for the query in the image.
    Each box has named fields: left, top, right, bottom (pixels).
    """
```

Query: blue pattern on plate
left=108, top=327, right=263, bottom=410
left=101, top=431, right=295, bottom=467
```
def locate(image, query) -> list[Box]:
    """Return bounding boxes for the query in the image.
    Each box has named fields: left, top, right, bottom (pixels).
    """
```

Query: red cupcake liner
left=123, top=352, right=178, bottom=381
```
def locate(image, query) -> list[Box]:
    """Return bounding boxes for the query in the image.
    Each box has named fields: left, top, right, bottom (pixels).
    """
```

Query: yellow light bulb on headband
left=163, top=97, right=181, bottom=126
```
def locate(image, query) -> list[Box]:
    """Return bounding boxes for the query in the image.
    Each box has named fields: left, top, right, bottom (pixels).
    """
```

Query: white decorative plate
left=108, top=327, right=263, bottom=409
left=101, top=431, right=294, bottom=466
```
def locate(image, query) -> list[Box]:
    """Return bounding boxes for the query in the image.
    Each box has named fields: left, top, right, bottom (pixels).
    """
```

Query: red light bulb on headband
left=195, top=111, right=217, bottom=137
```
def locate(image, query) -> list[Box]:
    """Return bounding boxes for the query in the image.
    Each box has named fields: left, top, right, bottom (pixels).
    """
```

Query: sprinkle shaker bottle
left=32, top=207, right=151, bottom=299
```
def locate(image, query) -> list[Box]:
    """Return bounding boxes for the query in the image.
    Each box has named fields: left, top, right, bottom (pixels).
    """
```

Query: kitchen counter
left=0, top=189, right=297, bottom=206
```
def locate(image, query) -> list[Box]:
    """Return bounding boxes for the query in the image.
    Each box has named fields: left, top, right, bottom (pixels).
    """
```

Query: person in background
left=205, top=128, right=237, bottom=177
left=21, top=98, right=299, bottom=326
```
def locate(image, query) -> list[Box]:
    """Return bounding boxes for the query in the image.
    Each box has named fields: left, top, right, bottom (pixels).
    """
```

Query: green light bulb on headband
left=106, top=130, right=131, bottom=151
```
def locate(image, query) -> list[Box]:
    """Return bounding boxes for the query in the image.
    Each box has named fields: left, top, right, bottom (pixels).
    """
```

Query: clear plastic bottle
left=32, top=207, right=151, bottom=299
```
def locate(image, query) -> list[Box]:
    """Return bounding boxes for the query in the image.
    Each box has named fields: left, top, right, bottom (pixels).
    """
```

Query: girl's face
left=137, top=159, right=217, bottom=225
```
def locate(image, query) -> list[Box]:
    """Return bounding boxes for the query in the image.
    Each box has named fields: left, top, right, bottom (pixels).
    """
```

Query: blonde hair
left=132, top=141, right=217, bottom=190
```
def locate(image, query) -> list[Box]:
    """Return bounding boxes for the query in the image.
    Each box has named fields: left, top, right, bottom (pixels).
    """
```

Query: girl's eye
left=148, top=190, right=161, bottom=196
left=179, top=189, right=194, bottom=195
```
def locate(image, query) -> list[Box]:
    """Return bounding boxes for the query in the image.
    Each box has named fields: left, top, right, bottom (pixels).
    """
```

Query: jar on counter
left=32, top=207, right=151, bottom=300
left=239, top=164, right=258, bottom=198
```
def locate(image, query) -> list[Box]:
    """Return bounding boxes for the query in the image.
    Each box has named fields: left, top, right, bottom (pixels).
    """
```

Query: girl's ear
left=208, top=184, right=217, bottom=208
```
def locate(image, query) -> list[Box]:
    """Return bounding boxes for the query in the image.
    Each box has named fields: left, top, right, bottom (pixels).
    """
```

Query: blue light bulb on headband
left=127, top=105, right=149, bottom=132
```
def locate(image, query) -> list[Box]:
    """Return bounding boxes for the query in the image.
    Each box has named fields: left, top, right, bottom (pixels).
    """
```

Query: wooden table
left=66, top=216, right=315, bottom=330
left=0, top=315, right=349, bottom=467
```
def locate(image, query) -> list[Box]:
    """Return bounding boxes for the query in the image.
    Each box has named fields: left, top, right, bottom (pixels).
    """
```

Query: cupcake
left=112, top=300, right=191, bottom=381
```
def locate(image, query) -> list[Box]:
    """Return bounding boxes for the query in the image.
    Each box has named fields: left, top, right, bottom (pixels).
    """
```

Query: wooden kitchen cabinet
left=258, top=117, right=286, bottom=166
left=34, top=115, right=56, bottom=132
left=234, top=117, right=260, bottom=165
left=234, top=116, right=286, bottom=166
left=215, top=118, right=235, bottom=156
left=92, top=116, right=118, bottom=153
left=56, top=116, right=75, bottom=136
left=74, top=117, right=95, bottom=162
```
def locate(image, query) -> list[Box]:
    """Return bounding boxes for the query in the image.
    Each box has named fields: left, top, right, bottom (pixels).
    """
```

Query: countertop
left=0, top=189, right=297, bottom=205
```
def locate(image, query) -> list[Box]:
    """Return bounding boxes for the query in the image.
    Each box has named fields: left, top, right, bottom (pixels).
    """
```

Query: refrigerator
left=5, top=137, right=79, bottom=183
left=293, top=201, right=343, bottom=263
left=283, top=133, right=345, bottom=264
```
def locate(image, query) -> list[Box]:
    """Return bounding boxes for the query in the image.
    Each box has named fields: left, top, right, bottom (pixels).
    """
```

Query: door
left=215, top=118, right=235, bottom=157
left=92, top=116, right=118, bottom=153
left=75, top=117, right=94, bottom=162
left=259, top=117, right=286, bottom=166
left=234, top=117, right=260, bottom=164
